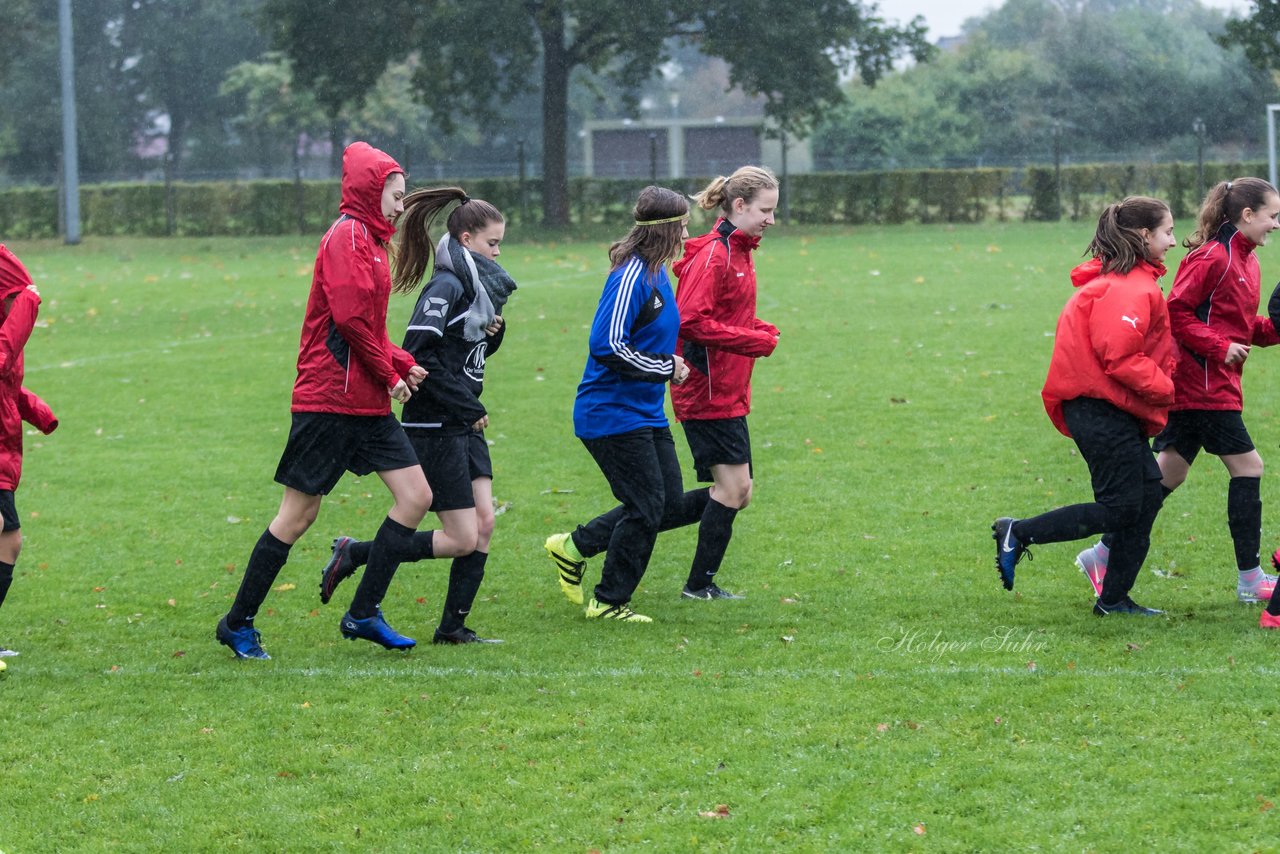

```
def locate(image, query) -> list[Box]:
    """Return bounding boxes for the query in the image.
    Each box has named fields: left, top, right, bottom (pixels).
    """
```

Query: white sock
left=1095, top=541, right=1110, bottom=561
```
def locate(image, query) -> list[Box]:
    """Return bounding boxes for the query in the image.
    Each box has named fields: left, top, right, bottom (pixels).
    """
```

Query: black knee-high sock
left=227, top=530, right=292, bottom=629
left=1228, top=476, right=1262, bottom=571
left=440, top=551, right=487, bottom=633
left=686, top=499, right=738, bottom=590
left=0, top=560, right=13, bottom=611
left=349, top=517, right=416, bottom=619
left=348, top=530, right=433, bottom=569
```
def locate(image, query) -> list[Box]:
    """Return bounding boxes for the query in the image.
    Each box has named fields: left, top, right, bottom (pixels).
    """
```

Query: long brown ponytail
left=1086, top=196, right=1170, bottom=275
left=393, top=187, right=505, bottom=293
left=1184, top=177, right=1278, bottom=250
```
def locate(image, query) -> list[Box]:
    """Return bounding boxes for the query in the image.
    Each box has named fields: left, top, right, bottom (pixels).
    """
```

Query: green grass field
left=3, top=219, right=1280, bottom=851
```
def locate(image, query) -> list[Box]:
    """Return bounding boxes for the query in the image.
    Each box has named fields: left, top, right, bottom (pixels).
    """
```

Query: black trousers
left=574, top=426, right=707, bottom=556
left=580, top=426, right=699, bottom=605
left=1015, top=397, right=1165, bottom=601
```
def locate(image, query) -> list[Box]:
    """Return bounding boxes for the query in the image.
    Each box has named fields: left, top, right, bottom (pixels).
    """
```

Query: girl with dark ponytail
left=319, top=186, right=517, bottom=645
left=1074, top=179, right=1280, bottom=622
left=992, top=196, right=1178, bottom=616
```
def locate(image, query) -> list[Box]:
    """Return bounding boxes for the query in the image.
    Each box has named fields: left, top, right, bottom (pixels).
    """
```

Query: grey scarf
left=434, top=233, right=518, bottom=342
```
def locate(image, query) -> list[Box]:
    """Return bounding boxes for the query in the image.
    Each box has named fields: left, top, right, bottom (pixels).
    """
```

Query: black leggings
left=579, top=426, right=702, bottom=605
left=1014, top=397, right=1164, bottom=601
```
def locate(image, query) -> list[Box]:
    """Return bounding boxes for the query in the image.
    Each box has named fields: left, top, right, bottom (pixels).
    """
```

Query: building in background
left=583, top=116, right=811, bottom=179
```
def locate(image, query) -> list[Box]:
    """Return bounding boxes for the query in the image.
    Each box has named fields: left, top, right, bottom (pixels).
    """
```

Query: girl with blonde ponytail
left=660, top=165, right=782, bottom=600
left=992, top=197, right=1178, bottom=616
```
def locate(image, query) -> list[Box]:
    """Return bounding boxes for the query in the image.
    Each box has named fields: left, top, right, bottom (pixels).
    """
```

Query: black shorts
left=681, top=416, right=752, bottom=483
left=408, top=430, right=492, bottom=512
left=0, top=490, right=19, bottom=532
left=275, top=412, right=419, bottom=496
left=1153, top=409, right=1255, bottom=464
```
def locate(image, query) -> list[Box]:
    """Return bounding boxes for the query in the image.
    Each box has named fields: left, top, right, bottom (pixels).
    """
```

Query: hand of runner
left=671, top=354, right=689, bottom=385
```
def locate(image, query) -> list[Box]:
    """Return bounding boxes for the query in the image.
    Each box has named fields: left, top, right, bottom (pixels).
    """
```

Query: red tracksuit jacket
left=1041, top=257, right=1177, bottom=438
left=290, top=142, right=416, bottom=416
left=0, top=246, right=58, bottom=491
left=670, top=218, right=779, bottom=422
left=1166, top=221, right=1279, bottom=412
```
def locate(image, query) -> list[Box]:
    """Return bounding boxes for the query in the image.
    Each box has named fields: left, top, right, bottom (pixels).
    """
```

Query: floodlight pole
left=58, top=0, right=81, bottom=245
left=1269, top=104, right=1280, bottom=191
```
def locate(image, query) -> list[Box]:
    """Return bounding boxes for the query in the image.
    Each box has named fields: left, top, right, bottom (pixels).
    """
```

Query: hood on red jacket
left=0, top=245, right=34, bottom=301
left=339, top=142, right=402, bottom=244
left=1069, top=256, right=1166, bottom=289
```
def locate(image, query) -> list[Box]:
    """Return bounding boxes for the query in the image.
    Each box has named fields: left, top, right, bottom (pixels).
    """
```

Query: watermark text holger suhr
left=877, top=626, right=1048, bottom=661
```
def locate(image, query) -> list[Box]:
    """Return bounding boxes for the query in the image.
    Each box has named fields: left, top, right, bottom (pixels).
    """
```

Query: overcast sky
left=887, top=0, right=1249, bottom=40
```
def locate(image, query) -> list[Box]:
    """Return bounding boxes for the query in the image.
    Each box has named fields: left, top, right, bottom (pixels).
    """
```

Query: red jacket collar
left=714, top=217, right=761, bottom=251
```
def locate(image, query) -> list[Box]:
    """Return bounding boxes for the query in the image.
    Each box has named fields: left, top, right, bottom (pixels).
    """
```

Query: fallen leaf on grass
left=913, top=823, right=927, bottom=835
left=876, top=723, right=890, bottom=733
left=539, top=488, right=575, bottom=495
left=273, top=583, right=296, bottom=592
left=698, top=804, right=731, bottom=819
left=1125, top=643, right=1142, bottom=652
left=780, top=635, right=794, bottom=644
left=172, top=650, right=185, bottom=658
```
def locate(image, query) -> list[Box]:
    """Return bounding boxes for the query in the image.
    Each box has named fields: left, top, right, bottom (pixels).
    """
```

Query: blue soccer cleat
left=992, top=517, right=1031, bottom=591
left=340, top=609, right=416, bottom=650
left=216, top=615, right=270, bottom=660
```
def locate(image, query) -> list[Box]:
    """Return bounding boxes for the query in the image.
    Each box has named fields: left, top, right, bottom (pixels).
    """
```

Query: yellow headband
left=634, top=214, right=688, bottom=226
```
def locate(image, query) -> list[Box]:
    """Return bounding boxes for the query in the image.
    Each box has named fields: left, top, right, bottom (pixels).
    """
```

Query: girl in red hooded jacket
left=992, top=197, right=1178, bottom=616
left=216, top=142, right=432, bottom=660
left=0, top=245, right=58, bottom=658
left=1075, top=179, right=1280, bottom=614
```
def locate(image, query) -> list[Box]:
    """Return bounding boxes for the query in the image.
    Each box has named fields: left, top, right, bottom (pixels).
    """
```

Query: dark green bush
left=0, top=161, right=1270, bottom=239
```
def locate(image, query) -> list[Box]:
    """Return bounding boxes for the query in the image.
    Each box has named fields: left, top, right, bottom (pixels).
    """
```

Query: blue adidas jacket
left=573, top=255, right=679, bottom=440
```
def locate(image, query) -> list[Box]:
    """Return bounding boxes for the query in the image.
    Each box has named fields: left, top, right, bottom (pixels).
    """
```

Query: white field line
left=13, top=663, right=1269, bottom=680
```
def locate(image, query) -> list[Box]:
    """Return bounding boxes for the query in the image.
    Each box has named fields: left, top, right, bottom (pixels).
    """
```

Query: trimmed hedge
left=0, top=161, right=1270, bottom=238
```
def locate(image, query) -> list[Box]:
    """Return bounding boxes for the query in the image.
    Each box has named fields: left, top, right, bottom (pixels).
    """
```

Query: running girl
left=668, top=166, right=780, bottom=599
left=215, top=141, right=430, bottom=659
left=1076, top=179, right=1280, bottom=608
left=993, top=197, right=1178, bottom=616
left=0, top=246, right=58, bottom=657
left=319, top=188, right=515, bottom=645
left=548, top=186, right=691, bottom=623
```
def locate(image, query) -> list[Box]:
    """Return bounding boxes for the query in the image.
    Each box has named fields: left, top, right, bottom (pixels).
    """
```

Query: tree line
left=812, top=0, right=1280, bottom=172
left=1, top=0, right=1278, bottom=226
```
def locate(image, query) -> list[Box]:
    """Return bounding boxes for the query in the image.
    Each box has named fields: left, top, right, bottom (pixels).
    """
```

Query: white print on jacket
left=1121, top=315, right=1140, bottom=329
left=464, top=341, right=488, bottom=383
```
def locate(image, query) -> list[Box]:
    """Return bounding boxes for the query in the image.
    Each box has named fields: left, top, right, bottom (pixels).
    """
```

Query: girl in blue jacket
left=549, top=186, right=692, bottom=623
